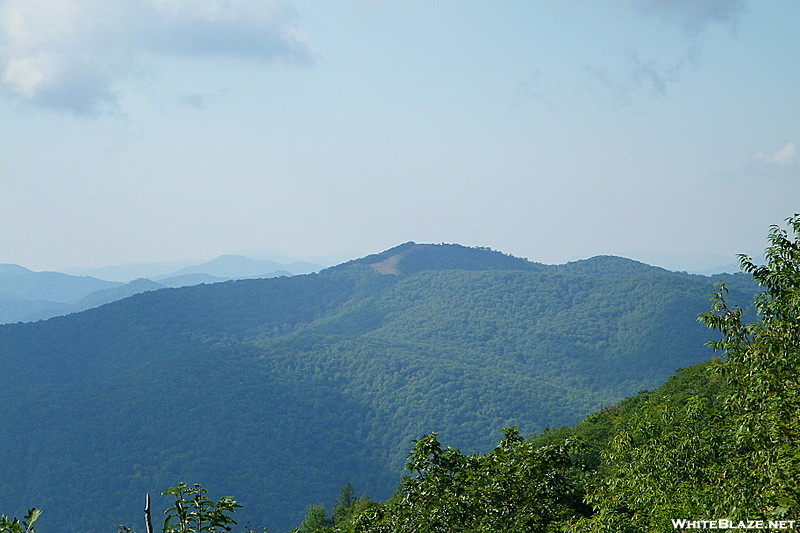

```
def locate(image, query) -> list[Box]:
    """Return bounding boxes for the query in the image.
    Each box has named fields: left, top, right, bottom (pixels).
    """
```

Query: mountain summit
left=339, top=242, right=543, bottom=275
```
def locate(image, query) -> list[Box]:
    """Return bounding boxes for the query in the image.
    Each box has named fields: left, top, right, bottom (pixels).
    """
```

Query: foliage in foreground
left=564, top=215, right=800, bottom=530
left=113, top=483, right=263, bottom=533
left=285, top=429, right=589, bottom=533
left=0, top=509, right=41, bottom=533
left=572, top=216, right=800, bottom=531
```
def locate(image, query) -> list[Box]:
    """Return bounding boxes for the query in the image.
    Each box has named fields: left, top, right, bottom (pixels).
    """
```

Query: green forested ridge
left=0, top=242, right=756, bottom=532
left=288, top=216, right=800, bottom=533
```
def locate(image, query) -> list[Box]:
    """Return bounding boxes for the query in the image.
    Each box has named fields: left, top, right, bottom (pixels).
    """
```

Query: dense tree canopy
left=699, top=215, right=800, bottom=518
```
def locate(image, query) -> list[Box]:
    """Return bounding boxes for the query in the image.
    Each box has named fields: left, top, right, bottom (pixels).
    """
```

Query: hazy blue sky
left=2, top=0, right=798, bottom=272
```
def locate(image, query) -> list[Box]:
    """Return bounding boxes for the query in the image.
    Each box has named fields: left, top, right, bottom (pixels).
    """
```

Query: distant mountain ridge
left=11, top=278, right=167, bottom=323
left=0, top=264, right=119, bottom=302
left=62, top=254, right=325, bottom=282
left=0, top=254, right=325, bottom=324
left=0, top=265, right=124, bottom=323
left=560, top=255, right=665, bottom=277
left=0, top=263, right=34, bottom=275
left=0, top=242, right=758, bottom=532
left=155, top=254, right=321, bottom=280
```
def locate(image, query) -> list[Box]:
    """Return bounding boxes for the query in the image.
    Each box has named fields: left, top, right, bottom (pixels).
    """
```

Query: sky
left=2, top=0, right=799, bottom=273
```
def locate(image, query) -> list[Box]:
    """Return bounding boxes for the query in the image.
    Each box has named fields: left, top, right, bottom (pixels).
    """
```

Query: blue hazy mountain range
left=60, top=253, right=331, bottom=282
left=0, top=254, right=324, bottom=324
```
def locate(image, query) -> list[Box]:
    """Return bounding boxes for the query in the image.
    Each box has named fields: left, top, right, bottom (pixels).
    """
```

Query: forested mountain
left=291, top=219, right=800, bottom=533
left=0, top=243, right=756, bottom=532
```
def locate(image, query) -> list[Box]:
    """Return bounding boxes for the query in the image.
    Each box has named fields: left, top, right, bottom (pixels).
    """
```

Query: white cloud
left=0, top=0, right=314, bottom=115
left=752, top=142, right=799, bottom=166
left=748, top=142, right=800, bottom=178
left=2, top=51, right=60, bottom=99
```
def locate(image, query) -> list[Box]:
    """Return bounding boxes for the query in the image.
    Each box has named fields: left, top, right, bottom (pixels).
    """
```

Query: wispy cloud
left=514, top=69, right=556, bottom=112
left=633, top=0, right=746, bottom=37
left=0, top=0, right=314, bottom=116
left=748, top=142, right=800, bottom=178
left=584, top=50, right=693, bottom=108
left=181, top=93, right=210, bottom=110
left=582, top=0, right=745, bottom=108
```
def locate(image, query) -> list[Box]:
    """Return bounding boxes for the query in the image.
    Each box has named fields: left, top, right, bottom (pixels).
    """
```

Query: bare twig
left=144, top=493, right=154, bottom=533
